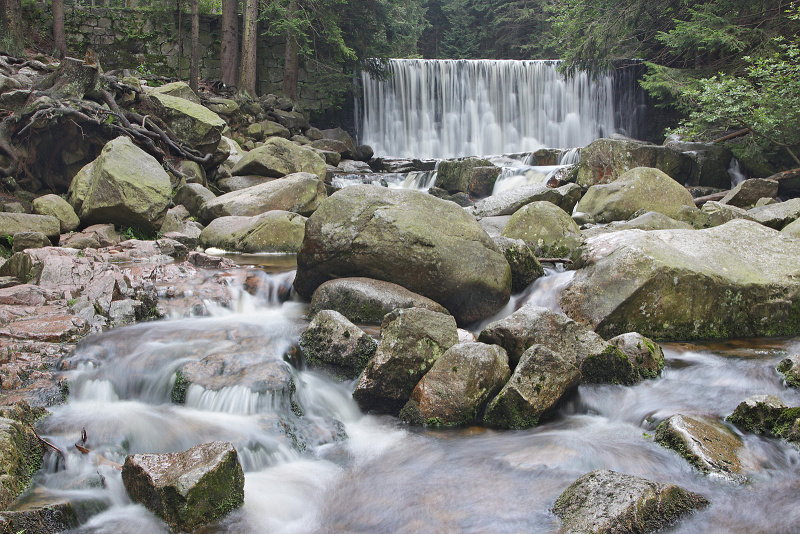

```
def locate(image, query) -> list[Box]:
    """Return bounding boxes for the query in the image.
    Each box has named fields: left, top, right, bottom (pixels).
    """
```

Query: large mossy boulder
left=552, top=469, right=709, bottom=534
left=483, top=344, right=580, bottom=429
left=574, top=137, right=693, bottom=188
left=574, top=167, right=695, bottom=223
left=230, top=137, right=327, bottom=180
left=501, top=200, right=583, bottom=258
left=400, top=342, right=510, bottom=426
left=655, top=414, right=746, bottom=482
left=299, top=310, right=378, bottom=378
left=560, top=219, right=800, bottom=340
left=200, top=172, right=326, bottom=224
left=199, top=211, right=306, bottom=253
left=307, top=277, right=449, bottom=324
left=608, top=332, right=665, bottom=380
left=149, top=93, right=226, bottom=152
left=664, top=139, right=733, bottom=189
left=121, top=441, right=244, bottom=533
left=352, top=308, right=459, bottom=414
left=294, top=185, right=511, bottom=325
left=67, top=136, right=172, bottom=234
left=493, top=237, right=544, bottom=293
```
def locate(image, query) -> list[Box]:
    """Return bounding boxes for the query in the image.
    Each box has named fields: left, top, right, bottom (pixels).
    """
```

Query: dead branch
left=28, top=423, right=66, bottom=460
left=537, top=258, right=574, bottom=264
left=694, top=191, right=728, bottom=206
left=712, top=128, right=750, bottom=144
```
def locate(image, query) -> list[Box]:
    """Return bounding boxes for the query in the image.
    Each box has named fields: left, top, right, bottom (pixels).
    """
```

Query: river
left=22, top=259, right=800, bottom=533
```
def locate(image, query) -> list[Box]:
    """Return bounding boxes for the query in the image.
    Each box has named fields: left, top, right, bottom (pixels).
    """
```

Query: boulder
left=320, top=127, right=357, bottom=156
left=560, top=220, right=800, bottom=340
left=664, top=139, right=733, bottom=189
left=205, top=97, right=239, bottom=115
left=246, top=120, right=291, bottom=141
left=483, top=344, right=580, bottom=429
left=299, top=310, right=377, bottom=378
left=0, top=213, right=59, bottom=242
left=199, top=211, right=306, bottom=253
left=777, top=354, right=800, bottom=387
left=781, top=217, right=800, bottom=238
left=720, top=178, right=778, bottom=209
left=552, top=469, right=709, bottom=534
left=0, top=416, right=43, bottom=508
left=144, top=80, right=200, bottom=104
left=200, top=173, right=326, bottom=223
left=159, top=205, right=192, bottom=234
left=60, top=223, right=122, bottom=249
left=69, top=136, right=172, bottom=234
left=656, top=414, right=746, bottom=482
left=747, top=198, right=800, bottom=229
left=308, top=277, right=449, bottom=324
left=479, top=215, right=512, bottom=237
left=336, top=160, right=372, bottom=173
left=698, top=201, right=756, bottom=228
left=469, top=183, right=563, bottom=218
left=581, top=211, right=692, bottom=239
left=608, top=332, right=665, bottom=379
left=32, top=194, right=80, bottom=233
left=294, top=185, right=511, bottom=325
left=726, top=394, right=788, bottom=436
left=11, top=231, right=51, bottom=252
left=149, top=93, right=226, bottom=152
left=0, top=499, right=82, bottom=533
left=493, top=237, right=544, bottom=293
left=574, top=167, right=695, bottom=223
left=501, top=200, right=583, bottom=258
left=435, top=158, right=499, bottom=197
left=478, top=305, right=619, bottom=371
left=121, top=441, right=244, bottom=533
left=311, top=138, right=352, bottom=159
left=352, top=308, right=459, bottom=414
left=174, top=182, right=216, bottom=220
left=231, top=137, right=327, bottom=180
left=574, top=137, right=693, bottom=188
left=400, top=342, right=510, bottom=426
left=217, top=175, right=276, bottom=193
left=272, top=109, right=310, bottom=132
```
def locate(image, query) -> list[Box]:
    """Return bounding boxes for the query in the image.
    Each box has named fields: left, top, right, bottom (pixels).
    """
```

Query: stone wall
left=23, top=3, right=338, bottom=112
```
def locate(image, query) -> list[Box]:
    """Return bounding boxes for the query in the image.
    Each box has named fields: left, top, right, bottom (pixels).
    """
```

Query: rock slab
left=121, top=441, right=244, bottom=532
left=552, top=469, right=708, bottom=534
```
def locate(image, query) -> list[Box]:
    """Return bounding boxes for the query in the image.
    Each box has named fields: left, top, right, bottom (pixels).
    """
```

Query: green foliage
left=120, top=226, right=161, bottom=241
left=674, top=9, right=800, bottom=165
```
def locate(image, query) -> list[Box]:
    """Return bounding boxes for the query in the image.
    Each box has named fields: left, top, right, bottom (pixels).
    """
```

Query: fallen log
left=694, top=191, right=727, bottom=206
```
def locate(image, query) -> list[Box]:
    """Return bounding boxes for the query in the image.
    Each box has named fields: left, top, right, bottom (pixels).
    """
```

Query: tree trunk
left=220, top=0, right=239, bottom=87
left=190, top=0, right=199, bottom=92
left=0, top=0, right=25, bottom=58
left=53, top=0, right=66, bottom=59
left=239, top=0, right=258, bottom=97
left=282, top=0, right=299, bottom=103
left=177, top=0, right=183, bottom=80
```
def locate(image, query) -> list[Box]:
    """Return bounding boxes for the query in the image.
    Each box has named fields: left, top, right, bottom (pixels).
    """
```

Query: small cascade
left=360, top=59, right=640, bottom=159
left=559, top=147, right=582, bottom=165
left=728, top=157, right=747, bottom=188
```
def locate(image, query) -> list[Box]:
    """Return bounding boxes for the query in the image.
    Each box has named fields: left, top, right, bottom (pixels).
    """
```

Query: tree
left=220, top=0, right=238, bottom=87
left=0, top=0, right=24, bottom=57
left=282, top=0, right=299, bottom=102
left=239, top=0, right=258, bottom=97
left=53, top=0, right=66, bottom=59
left=190, top=0, right=199, bottom=92
left=675, top=16, right=800, bottom=166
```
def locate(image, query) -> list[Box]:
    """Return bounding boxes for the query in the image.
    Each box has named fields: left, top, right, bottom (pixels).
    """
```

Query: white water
left=360, top=59, right=621, bottom=159
left=728, top=157, right=747, bottom=188
left=23, top=266, right=800, bottom=534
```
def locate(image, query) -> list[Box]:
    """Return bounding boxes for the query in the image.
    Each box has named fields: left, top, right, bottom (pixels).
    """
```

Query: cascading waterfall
left=360, top=59, right=636, bottom=159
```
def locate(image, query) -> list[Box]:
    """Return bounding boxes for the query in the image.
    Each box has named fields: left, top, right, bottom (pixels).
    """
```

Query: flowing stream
left=24, top=261, right=800, bottom=533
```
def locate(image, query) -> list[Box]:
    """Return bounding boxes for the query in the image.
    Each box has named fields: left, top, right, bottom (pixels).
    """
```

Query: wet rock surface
left=552, top=468, right=709, bottom=534
left=400, top=342, right=510, bottom=426
left=352, top=307, right=459, bottom=414
left=656, top=414, right=747, bottom=482
left=483, top=344, right=580, bottom=429
left=307, top=277, right=449, bottom=324
left=300, top=310, right=377, bottom=378
left=121, top=441, right=244, bottom=532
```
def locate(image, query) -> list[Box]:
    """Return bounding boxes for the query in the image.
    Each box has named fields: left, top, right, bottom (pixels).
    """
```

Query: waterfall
left=360, top=59, right=638, bottom=159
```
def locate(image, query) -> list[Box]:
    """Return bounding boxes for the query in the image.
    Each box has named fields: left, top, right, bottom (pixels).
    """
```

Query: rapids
left=24, top=260, right=800, bottom=534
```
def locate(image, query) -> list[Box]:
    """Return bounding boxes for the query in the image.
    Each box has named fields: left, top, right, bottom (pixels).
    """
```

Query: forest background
left=1, top=0, right=799, bottom=169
